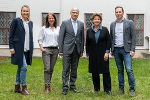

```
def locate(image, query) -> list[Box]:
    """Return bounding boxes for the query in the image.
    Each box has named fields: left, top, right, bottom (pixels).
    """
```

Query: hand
left=39, top=44, right=45, bottom=52
left=80, top=53, right=83, bottom=57
left=59, top=53, right=63, bottom=56
left=10, top=49, right=15, bottom=54
left=40, top=47, right=45, bottom=52
left=104, top=53, right=109, bottom=61
left=85, top=56, right=89, bottom=60
left=111, top=52, right=114, bottom=56
left=130, top=51, right=135, bottom=57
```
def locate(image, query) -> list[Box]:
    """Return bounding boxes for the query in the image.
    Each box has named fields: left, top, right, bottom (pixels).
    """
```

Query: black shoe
left=70, top=88, right=79, bottom=93
left=62, top=89, right=68, bottom=95
left=94, top=89, right=100, bottom=93
left=105, top=91, right=112, bottom=95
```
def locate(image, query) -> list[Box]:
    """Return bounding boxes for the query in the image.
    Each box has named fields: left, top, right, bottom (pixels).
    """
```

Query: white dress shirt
left=23, top=20, right=30, bottom=51
left=38, top=26, right=60, bottom=47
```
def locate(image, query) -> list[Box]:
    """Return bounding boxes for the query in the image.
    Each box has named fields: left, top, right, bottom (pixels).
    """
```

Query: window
left=0, top=12, right=16, bottom=45
left=42, top=13, right=60, bottom=26
left=127, top=14, right=144, bottom=46
left=84, top=13, right=93, bottom=32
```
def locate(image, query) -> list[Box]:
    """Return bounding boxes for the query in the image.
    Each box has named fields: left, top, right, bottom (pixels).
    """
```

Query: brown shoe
left=119, top=89, right=124, bottom=94
left=14, top=85, right=22, bottom=93
left=21, top=85, right=29, bottom=95
left=45, top=85, right=51, bottom=93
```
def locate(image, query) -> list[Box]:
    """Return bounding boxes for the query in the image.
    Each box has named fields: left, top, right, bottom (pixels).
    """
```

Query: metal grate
left=85, top=13, right=93, bottom=31
left=128, top=14, right=144, bottom=46
left=0, top=12, right=16, bottom=44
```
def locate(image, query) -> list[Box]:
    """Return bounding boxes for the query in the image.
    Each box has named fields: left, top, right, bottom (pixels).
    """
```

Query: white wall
left=0, top=0, right=149, bottom=50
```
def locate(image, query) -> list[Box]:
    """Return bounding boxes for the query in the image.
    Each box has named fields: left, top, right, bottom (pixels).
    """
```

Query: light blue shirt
left=115, top=18, right=124, bottom=47
left=92, top=25, right=102, bottom=43
left=71, top=18, right=78, bottom=36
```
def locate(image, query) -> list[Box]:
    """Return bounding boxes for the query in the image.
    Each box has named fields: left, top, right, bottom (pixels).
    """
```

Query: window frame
left=0, top=11, right=16, bottom=45
left=127, top=14, right=144, bottom=46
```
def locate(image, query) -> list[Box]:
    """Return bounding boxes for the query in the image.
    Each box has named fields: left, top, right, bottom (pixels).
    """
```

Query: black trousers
left=92, top=72, right=111, bottom=92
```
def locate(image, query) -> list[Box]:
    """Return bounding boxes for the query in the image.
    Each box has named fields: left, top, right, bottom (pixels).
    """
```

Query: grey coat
left=110, top=18, right=136, bottom=52
left=59, top=19, right=84, bottom=55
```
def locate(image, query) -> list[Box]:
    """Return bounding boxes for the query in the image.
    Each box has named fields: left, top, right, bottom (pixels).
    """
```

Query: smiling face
left=115, top=7, right=124, bottom=21
left=70, top=8, right=79, bottom=21
left=21, top=6, right=30, bottom=21
left=92, top=16, right=101, bottom=27
left=48, top=14, right=55, bottom=26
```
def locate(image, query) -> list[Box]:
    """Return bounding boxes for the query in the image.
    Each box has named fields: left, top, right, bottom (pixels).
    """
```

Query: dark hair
left=115, top=6, right=124, bottom=12
left=45, top=13, right=57, bottom=28
left=91, top=13, right=102, bottom=23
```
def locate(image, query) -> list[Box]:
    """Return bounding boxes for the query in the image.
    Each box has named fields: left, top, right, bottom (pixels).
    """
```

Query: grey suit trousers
left=62, top=46, right=79, bottom=90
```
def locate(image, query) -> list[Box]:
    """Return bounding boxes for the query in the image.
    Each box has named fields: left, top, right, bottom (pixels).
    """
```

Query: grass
left=0, top=57, right=150, bottom=100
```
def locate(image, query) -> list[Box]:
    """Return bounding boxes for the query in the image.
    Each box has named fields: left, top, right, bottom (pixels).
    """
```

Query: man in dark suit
left=110, top=6, right=136, bottom=96
left=59, top=8, right=84, bottom=95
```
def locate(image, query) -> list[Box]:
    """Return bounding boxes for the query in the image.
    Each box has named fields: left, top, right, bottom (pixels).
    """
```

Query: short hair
left=45, top=13, right=57, bottom=28
left=91, top=13, right=102, bottom=21
left=21, top=5, right=30, bottom=20
left=115, top=6, right=124, bottom=12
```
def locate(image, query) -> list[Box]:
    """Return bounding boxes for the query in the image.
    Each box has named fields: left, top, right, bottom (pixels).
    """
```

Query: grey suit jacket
left=110, top=18, right=136, bottom=52
left=59, top=19, right=84, bottom=55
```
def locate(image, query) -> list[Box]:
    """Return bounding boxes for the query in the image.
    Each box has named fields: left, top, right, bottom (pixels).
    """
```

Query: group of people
left=9, top=5, right=136, bottom=97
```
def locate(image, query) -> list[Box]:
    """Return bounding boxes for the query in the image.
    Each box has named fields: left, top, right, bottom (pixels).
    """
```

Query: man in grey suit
left=110, top=6, right=136, bottom=96
left=59, top=8, right=84, bottom=95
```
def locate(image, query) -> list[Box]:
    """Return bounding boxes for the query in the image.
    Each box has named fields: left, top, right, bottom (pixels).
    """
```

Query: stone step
left=141, top=52, right=150, bottom=59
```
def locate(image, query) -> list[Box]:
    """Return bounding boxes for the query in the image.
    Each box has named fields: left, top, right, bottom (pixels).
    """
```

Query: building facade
left=0, top=0, right=150, bottom=58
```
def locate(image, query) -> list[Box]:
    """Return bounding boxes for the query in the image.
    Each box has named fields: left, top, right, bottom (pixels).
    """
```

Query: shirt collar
left=115, top=17, right=125, bottom=23
left=71, top=18, right=77, bottom=23
left=20, top=17, right=29, bottom=24
left=92, top=25, right=102, bottom=32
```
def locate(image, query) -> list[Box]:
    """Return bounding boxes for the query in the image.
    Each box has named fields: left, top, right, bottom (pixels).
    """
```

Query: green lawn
left=0, top=57, right=150, bottom=100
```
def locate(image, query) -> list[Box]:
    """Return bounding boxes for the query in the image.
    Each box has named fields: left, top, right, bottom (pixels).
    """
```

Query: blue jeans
left=15, top=54, right=27, bottom=85
left=114, top=48, right=135, bottom=92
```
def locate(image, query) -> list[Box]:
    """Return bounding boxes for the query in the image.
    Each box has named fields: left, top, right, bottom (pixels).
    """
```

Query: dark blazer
left=59, top=19, right=84, bottom=55
left=110, top=18, right=136, bottom=52
left=86, top=26, right=111, bottom=74
left=9, top=18, right=33, bottom=66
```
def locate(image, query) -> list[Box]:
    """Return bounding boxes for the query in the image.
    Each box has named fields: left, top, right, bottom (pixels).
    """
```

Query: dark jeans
left=114, top=48, right=135, bottom=91
left=92, top=73, right=111, bottom=92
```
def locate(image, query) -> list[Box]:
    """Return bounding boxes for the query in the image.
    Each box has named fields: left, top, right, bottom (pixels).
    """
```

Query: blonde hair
left=21, top=5, right=30, bottom=21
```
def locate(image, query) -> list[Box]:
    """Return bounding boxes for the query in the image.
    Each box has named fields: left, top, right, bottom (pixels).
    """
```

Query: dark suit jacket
left=59, top=19, right=84, bottom=55
left=110, top=18, right=136, bottom=52
left=9, top=18, right=33, bottom=66
left=86, top=26, right=111, bottom=73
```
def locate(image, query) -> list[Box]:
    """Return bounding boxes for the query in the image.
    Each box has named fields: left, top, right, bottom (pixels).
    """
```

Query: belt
left=115, top=46, right=124, bottom=48
left=44, top=47, right=58, bottom=49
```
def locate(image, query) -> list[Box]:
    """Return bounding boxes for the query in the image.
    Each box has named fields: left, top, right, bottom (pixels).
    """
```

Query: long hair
left=21, top=5, right=30, bottom=21
left=45, top=13, right=57, bottom=28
